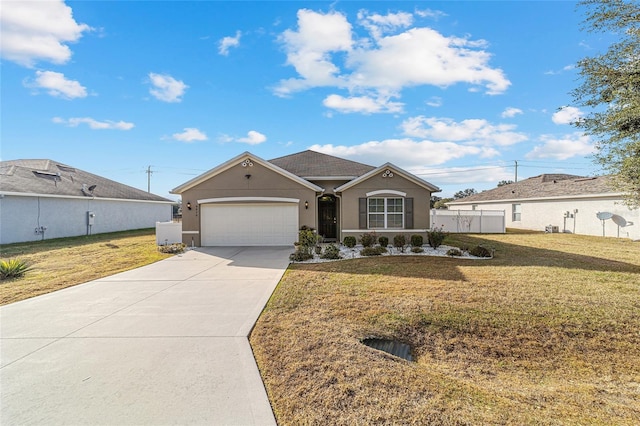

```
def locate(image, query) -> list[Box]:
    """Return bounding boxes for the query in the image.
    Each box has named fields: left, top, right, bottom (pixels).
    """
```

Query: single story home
left=447, top=174, right=639, bottom=240
left=170, top=150, right=440, bottom=246
left=0, top=159, right=174, bottom=244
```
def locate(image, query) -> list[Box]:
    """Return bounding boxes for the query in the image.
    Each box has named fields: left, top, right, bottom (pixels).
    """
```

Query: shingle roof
left=269, top=150, right=375, bottom=178
left=448, top=174, right=617, bottom=204
left=0, top=159, right=172, bottom=202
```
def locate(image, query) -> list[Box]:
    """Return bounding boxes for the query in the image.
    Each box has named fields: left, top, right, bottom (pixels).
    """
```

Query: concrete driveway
left=1, top=246, right=291, bottom=425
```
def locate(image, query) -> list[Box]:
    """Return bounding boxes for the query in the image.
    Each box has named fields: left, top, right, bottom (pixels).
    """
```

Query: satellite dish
left=612, top=214, right=627, bottom=227
left=596, top=212, right=613, bottom=220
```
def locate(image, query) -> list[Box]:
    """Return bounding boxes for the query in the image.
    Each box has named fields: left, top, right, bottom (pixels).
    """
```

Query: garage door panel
left=201, top=204, right=298, bottom=246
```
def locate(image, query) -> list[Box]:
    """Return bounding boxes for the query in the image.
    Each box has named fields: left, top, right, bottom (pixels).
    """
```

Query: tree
left=453, top=188, right=477, bottom=199
left=497, top=180, right=514, bottom=187
left=433, top=198, right=453, bottom=209
left=430, top=195, right=441, bottom=208
left=571, top=0, right=640, bottom=208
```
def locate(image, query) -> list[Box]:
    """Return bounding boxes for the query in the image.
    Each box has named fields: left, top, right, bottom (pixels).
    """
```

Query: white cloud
left=275, top=9, right=510, bottom=103
left=410, top=165, right=513, bottom=185
left=357, top=10, right=413, bottom=40
left=0, top=0, right=91, bottom=67
left=426, top=96, right=443, bottom=107
left=323, top=94, right=403, bottom=114
left=310, top=138, right=498, bottom=168
left=219, top=31, right=241, bottom=55
left=52, top=117, right=134, bottom=130
left=401, top=116, right=528, bottom=146
left=415, top=8, right=448, bottom=20
left=172, top=128, right=208, bottom=142
left=501, top=107, right=523, bottom=118
left=26, top=71, right=87, bottom=99
left=552, top=106, right=583, bottom=125
left=237, top=130, right=267, bottom=145
left=148, top=73, right=188, bottom=103
left=526, top=132, right=594, bottom=160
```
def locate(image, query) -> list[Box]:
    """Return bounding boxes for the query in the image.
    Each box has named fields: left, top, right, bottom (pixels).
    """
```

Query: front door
left=318, top=195, right=337, bottom=241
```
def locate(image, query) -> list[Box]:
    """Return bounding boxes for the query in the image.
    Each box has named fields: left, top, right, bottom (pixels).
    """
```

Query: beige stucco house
left=171, top=150, right=440, bottom=246
left=447, top=174, right=639, bottom=240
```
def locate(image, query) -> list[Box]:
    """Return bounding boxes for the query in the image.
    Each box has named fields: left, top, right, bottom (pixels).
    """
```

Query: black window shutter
left=405, top=198, right=414, bottom=229
left=359, top=198, right=367, bottom=229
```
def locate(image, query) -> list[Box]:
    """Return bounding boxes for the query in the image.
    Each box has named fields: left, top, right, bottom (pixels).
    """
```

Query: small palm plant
left=0, top=259, right=32, bottom=280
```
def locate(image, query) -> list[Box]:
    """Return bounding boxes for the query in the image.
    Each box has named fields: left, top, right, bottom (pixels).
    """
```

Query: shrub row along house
left=0, top=160, right=174, bottom=244
left=171, top=150, right=441, bottom=246
left=447, top=174, right=639, bottom=240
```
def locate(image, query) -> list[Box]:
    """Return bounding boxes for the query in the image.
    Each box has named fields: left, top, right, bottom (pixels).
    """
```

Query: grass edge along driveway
left=250, top=232, right=640, bottom=425
left=0, top=229, right=171, bottom=305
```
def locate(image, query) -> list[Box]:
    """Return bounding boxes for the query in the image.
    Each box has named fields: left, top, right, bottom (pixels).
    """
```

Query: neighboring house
left=170, top=150, right=440, bottom=246
left=447, top=174, right=639, bottom=240
left=0, top=159, right=174, bottom=244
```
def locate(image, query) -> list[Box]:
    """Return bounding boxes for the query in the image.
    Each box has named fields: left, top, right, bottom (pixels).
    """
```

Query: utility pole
left=514, top=160, right=518, bottom=182
left=146, top=165, right=153, bottom=193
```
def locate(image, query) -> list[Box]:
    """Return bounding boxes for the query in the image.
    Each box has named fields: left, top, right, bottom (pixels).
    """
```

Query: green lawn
left=250, top=232, right=640, bottom=425
left=0, top=229, right=170, bottom=305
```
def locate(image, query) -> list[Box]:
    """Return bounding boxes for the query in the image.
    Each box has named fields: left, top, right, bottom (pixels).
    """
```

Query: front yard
left=250, top=232, right=640, bottom=425
left=0, top=229, right=170, bottom=305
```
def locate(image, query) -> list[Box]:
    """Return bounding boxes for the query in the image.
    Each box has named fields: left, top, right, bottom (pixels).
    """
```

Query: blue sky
left=1, top=1, right=610, bottom=200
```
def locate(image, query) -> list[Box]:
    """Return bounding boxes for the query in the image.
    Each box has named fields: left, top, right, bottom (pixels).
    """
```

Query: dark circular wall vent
left=362, top=338, right=414, bottom=361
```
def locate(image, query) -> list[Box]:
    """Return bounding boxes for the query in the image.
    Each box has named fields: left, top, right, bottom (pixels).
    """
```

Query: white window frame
left=512, top=203, right=522, bottom=222
left=368, top=197, right=404, bottom=229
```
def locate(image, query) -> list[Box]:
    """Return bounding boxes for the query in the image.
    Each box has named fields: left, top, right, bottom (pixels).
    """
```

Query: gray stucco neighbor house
left=0, top=159, right=174, bottom=244
left=171, top=150, right=441, bottom=246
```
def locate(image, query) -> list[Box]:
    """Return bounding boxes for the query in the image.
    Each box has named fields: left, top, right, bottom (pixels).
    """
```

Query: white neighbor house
left=447, top=174, right=639, bottom=240
left=0, top=160, right=174, bottom=244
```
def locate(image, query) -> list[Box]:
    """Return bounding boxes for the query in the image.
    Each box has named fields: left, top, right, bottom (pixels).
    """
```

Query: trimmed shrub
left=320, top=244, right=342, bottom=260
left=359, top=232, right=376, bottom=248
left=0, top=259, right=31, bottom=280
left=393, top=234, right=406, bottom=252
left=289, top=251, right=313, bottom=262
left=427, top=227, right=447, bottom=249
left=343, top=236, right=357, bottom=248
left=378, top=236, right=389, bottom=247
left=360, top=246, right=387, bottom=256
left=410, top=234, right=423, bottom=247
left=446, top=248, right=463, bottom=257
left=469, top=245, right=493, bottom=258
left=158, top=243, right=186, bottom=254
left=411, top=246, right=424, bottom=253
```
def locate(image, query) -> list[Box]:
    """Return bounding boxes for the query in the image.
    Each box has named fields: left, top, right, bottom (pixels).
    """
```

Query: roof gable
left=268, top=150, right=375, bottom=179
left=448, top=174, right=618, bottom=204
left=0, top=159, right=172, bottom=202
left=334, top=162, right=440, bottom=193
left=171, top=152, right=323, bottom=194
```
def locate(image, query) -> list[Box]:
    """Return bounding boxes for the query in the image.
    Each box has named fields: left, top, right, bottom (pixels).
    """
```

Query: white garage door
left=201, top=203, right=298, bottom=246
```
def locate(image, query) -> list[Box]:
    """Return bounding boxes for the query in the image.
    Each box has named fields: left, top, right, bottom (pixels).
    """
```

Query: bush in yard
left=378, top=236, right=389, bottom=247
left=343, top=236, right=357, bottom=248
left=411, top=246, right=424, bottom=253
left=0, top=259, right=31, bottom=280
left=289, top=251, right=314, bottom=262
left=469, top=245, right=493, bottom=258
left=359, top=233, right=376, bottom=248
left=427, top=227, right=447, bottom=249
left=410, top=234, right=423, bottom=247
left=158, top=243, right=186, bottom=254
left=360, top=246, right=387, bottom=256
left=291, top=227, right=320, bottom=261
left=393, top=234, right=406, bottom=252
left=446, top=248, right=463, bottom=257
left=320, top=244, right=342, bottom=260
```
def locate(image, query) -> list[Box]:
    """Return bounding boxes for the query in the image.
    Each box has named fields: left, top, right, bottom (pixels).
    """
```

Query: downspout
left=334, top=190, right=342, bottom=243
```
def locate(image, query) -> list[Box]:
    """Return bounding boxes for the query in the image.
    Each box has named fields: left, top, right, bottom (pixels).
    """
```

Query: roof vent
left=56, top=165, right=76, bottom=173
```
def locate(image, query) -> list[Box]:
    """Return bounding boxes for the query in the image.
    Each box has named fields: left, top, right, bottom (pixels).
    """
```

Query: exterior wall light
left=186, top=201, right=192, bottom=210
left=305, top=200, right=309, bottom=209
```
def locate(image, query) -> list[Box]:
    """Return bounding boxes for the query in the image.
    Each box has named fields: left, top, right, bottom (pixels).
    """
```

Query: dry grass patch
left=0, top=229, right=171, bottom=305
left=250, top=233, right=640, bottom=425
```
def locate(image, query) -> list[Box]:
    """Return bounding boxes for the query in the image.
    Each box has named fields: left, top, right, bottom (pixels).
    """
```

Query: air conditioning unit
left=545, top=225, right=559, bottom=233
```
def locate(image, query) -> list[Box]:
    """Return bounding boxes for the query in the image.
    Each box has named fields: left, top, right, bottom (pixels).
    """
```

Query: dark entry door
left=318, top=195, right=337, bottom=240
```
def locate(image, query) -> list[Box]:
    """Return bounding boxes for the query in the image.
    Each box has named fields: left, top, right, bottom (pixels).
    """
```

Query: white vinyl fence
left=431, top=209, right=505, bottom=233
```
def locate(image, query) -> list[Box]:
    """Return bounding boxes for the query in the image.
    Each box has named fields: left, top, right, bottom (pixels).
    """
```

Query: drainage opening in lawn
left=361, top=338, right=414, bottom=362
